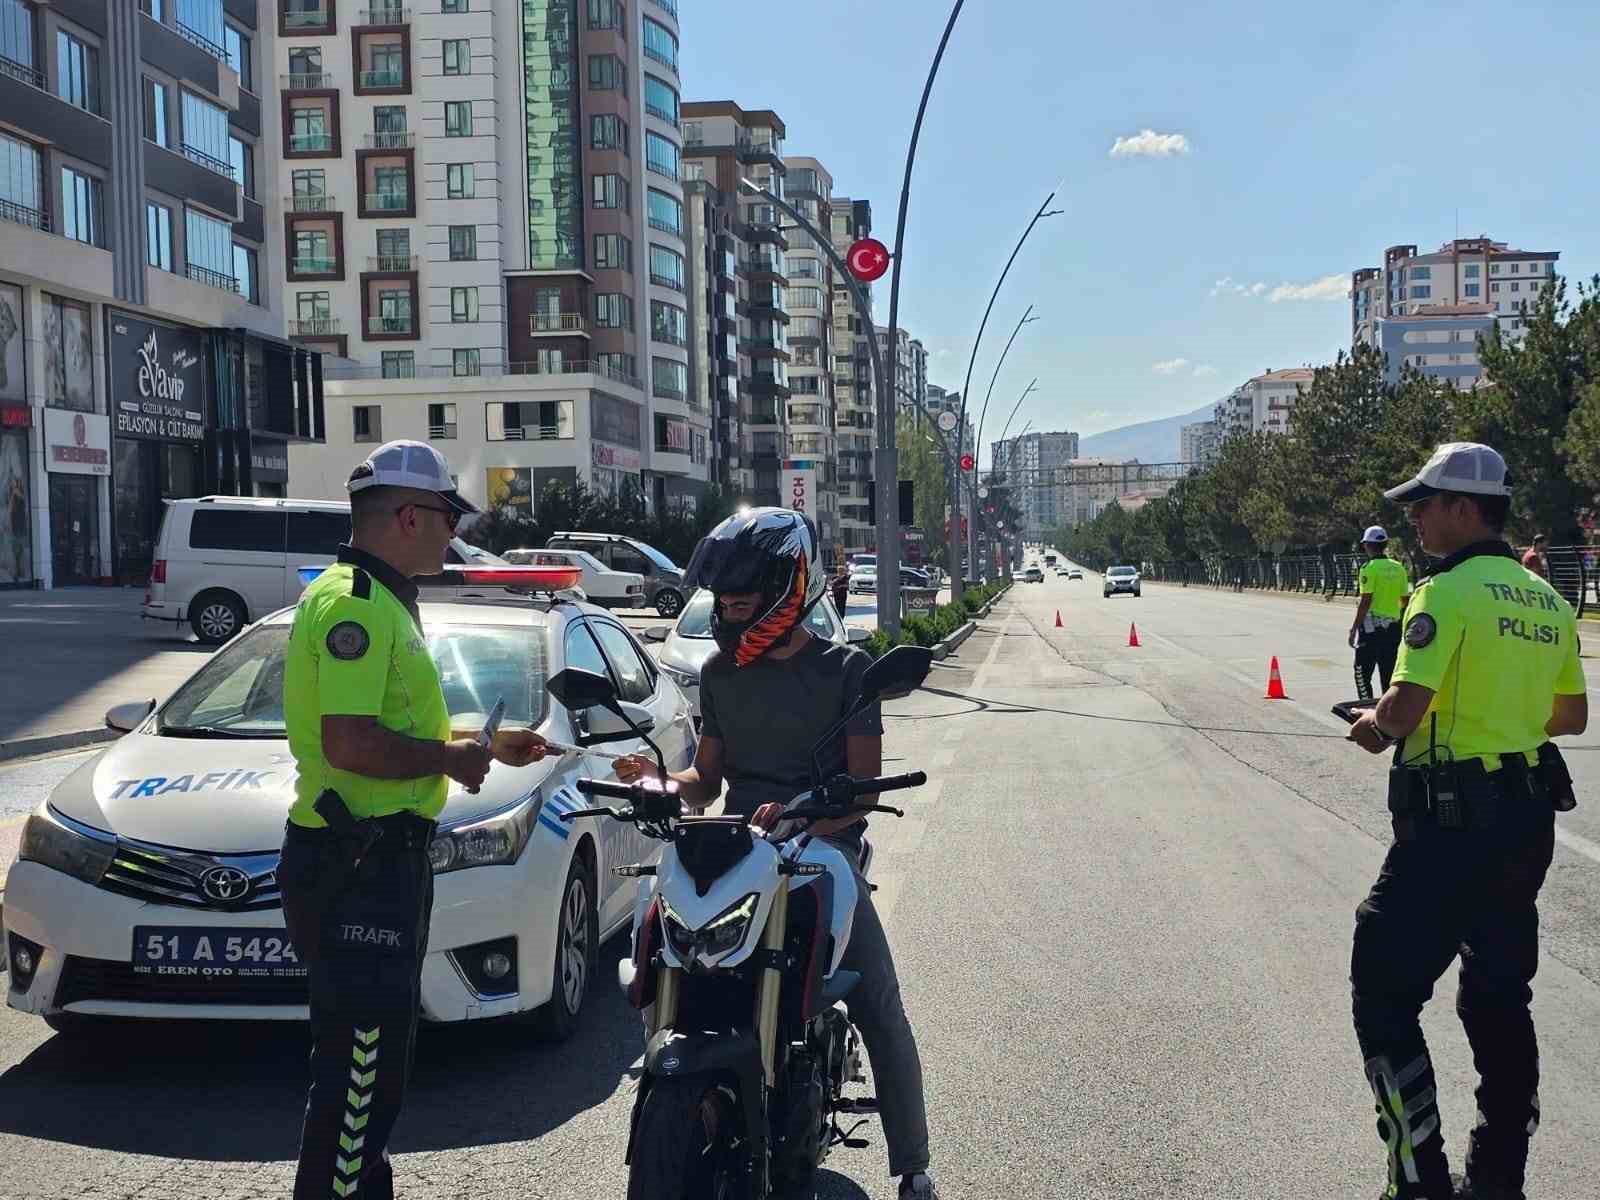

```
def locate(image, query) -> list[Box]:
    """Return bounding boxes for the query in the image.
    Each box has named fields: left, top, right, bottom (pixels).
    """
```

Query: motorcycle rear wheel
left=627, top=1077, right=749, bottom=1200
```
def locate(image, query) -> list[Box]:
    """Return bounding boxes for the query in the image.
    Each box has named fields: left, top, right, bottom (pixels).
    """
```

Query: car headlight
left=660, top=661, right=698, bottom=689
left=660, top=892, right=759, bottom=967
left=429, top=791, right=537, bottom=874
left=19, top=805, right=116, bottom=885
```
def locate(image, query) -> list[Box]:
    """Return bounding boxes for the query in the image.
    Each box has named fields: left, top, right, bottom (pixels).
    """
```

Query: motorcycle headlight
left=429, top=791, right=537, bottom=874
left=19, top=806, right=116, bottom=885
left=660, top=892, right=760, bottom=965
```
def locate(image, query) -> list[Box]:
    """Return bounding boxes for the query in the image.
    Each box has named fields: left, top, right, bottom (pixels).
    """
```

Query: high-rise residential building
left=991, top=429, right=1078, bottom=537
left=1352, top=235, right=1559, bottom=349
left=780, top=155, right=838, bottom=560
left=683, top=175, right=741, bottom=494
left=283, top=0, right=710, bottom=517
left=830, top=194, right=875, bottom=554
left=681, top=101, right=790, bottom=508
left=1375, top=303, right=1499, bottom=392
left=1180, top=419, right=1218, bottom=466
left=874, top=325, right=926, bottom=412
left=923, top=383, right=972, bottom=458
left=0, top=0, right=323, bottom=588
left=1214, top=368, right=1315, bottom=438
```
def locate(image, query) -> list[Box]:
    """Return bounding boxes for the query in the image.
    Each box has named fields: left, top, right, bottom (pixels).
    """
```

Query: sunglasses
left=396, top=502, right=461, bottom=531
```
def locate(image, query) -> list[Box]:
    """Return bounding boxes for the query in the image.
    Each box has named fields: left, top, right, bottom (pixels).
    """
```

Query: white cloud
left=1210, top=276, right=1268, bottom=298
left=1268, top=274, right=1350, bottom=303
left=1152, top=358, right=1189, bottom=375
left=1250, top=282, right=1267, bottom=296
left=1110, top=129, right=1191, bottom=158
left=1192, top=365, right=1219, bottom=378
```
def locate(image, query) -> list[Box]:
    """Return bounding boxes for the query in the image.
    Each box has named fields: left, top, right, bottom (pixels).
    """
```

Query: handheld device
left=1331, top=699, right=1379, bottom=725
left=476, top=698, right=506, bottom=749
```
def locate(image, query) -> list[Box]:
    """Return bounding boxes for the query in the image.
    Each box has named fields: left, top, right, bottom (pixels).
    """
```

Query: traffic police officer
left=1346, top=443, right=1587, bottom=1200
left=279, top=440, right=546, bottom=1200
left=1349, top=525, right=1411, bottom=701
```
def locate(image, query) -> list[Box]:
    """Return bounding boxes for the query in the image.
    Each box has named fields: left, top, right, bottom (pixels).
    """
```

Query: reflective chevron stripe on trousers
left=279, top=817, right=435, bottom=1200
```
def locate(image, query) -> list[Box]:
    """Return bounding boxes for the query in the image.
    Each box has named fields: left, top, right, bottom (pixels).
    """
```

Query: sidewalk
left=0, top=589, right=210, bottom=760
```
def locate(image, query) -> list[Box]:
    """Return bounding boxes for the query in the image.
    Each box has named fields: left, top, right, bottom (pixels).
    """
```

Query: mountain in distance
left=1076, top=401, right=1219, bottom=464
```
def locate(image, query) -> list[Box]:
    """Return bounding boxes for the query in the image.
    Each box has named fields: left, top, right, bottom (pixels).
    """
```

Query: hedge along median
left=860, top=578, right=1012, bottom=659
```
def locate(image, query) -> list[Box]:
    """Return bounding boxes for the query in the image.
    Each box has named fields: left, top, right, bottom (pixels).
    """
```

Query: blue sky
left=679, top=0, right=1600, bottom=448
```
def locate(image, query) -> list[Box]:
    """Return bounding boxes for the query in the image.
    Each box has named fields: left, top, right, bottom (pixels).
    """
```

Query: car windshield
left=675, top=590, right=834, bottom=641
left=158, top=621, right=550, bottom=737
left=629, top=540, right=678, bottom=571
left=1108, top=567, right=1137, bottom=577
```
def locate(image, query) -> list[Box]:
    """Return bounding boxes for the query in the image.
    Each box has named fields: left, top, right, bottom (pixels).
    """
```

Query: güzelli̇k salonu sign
left=110, top=314, right=207, bottom=442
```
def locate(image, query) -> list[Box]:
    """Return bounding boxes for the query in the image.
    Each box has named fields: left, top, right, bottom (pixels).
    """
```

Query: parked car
left=503, top=547, right=647, bottom=608
left=644, top=590, right=865, bottom=724
left=544, top=532, right=687, bottom=617
left=141, top=496, right=521, bottom=646
left=6, top=586, right=697, bottom=1036
left=1104, top=565, right=1141, bottom=598
left=849, top=566, right=878, bottom=594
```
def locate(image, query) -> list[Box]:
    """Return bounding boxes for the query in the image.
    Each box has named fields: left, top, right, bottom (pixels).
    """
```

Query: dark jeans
left=1354, top=622, right=1403, bottom=702
left=1351, top=803, right=1555, bottom=1196
left=280, top=817, right=435, bottom=1200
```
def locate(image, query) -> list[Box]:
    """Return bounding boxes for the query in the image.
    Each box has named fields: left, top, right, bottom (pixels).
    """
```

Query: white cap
left=1362, top=526, right=1388, bottom=544
left=347, top=440, right=478, bottom=515
left=1383, top=442, right=1512, bottom=504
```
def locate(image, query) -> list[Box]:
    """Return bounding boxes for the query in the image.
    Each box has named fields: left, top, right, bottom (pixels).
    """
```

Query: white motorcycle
left=545, top=646, right=933, bottom=1200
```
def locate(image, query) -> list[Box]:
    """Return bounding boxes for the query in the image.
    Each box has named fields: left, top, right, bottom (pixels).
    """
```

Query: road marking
left=1555, top=824, right=1600, bottom=866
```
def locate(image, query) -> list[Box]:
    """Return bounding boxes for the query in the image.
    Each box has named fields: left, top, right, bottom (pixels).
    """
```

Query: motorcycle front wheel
left=627, top=1076, right=749, bottom=1200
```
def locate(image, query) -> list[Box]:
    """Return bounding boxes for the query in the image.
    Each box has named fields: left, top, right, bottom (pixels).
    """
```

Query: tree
left=895, top=410, right=950, bottom=541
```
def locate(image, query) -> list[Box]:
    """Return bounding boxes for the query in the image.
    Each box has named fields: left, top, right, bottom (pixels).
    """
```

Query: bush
left=898, top=615, right=939, bottom=647
left=862, top=629, right=894, bottom=659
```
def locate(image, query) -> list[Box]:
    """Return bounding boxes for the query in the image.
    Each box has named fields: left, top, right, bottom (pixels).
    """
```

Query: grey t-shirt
left=699, top=634, right=883, bottom=851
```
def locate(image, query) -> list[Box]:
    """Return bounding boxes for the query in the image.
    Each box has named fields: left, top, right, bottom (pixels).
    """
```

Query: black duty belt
left=1387, top=745, right=1570, bottom=834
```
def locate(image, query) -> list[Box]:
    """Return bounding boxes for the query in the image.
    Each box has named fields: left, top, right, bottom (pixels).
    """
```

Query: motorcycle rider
left=614, top=506, right=940, bottom=1200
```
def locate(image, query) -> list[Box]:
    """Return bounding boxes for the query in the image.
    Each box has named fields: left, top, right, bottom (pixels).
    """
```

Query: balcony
left=364, top=191, right=409, bottom=212
left=175, top=21, right=227, bottom=60
left=281, top=71, right=334, bottom=91
left=289, top=132, right=336, bottom=153
left=368, top=314, right=415, bottom=336
left=368, top=254, right=416, bottom=271
left=363, top=130, right=413, bottom=150
left=0, top=54, right=42, bottom=90
left=652, top=383, right=686, bottom=403
left=649, top=271, right=685, bottom=292
left=291, top=256, right=338, bottom=275
left=737, top=138, right=784, bottom=166
left=745, top=223, right=788, bottom=250
left=289, top=317, right=342, bottom=337
left=283, top=4, right=331, bottom=31
left=647, top=0, right=678, bottom=17
left=181, top=143, right=237, bottom=181
left=647, top=216, right=682, bottom=236
left=642, top=45, right=677, bottom=76
left=354, top=4, right=409, bottom=23
left=0, top=197, right=49, bottom=232
left=359, top=67, right=406, bottom=89
left=529, top=313, right=590, bottom=336
left=186, top=263, right=239, bottom=292
left=287, top=192, right=334, bottom=213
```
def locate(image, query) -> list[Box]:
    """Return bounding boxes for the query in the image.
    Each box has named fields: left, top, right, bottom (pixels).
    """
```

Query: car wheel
left=654, top=588, right=683, bottom=618
left=189, top=590, right=247, bottom=645
left=532, top=850, right=599, bottom=1040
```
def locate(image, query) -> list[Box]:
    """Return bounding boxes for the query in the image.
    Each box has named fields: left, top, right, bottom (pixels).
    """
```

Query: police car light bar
left=297, top=565, right=586, bottom=592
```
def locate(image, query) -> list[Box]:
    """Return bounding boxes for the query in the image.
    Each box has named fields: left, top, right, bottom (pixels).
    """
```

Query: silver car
left=644, top=590, right=867, bottom=725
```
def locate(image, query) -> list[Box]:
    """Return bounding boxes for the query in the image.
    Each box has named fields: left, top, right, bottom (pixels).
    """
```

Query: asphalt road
left=2, top=577, right=1599, bottom=1198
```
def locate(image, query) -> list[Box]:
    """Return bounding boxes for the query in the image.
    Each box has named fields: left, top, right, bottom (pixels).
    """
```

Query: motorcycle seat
left=820, top=969, right=861, bottom=1006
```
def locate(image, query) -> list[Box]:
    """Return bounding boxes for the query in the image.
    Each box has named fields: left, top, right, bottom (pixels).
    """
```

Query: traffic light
left=866, top=480, right=915, bottom=526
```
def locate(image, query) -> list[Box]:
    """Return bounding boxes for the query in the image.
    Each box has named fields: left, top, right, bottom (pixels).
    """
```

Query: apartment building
left=991, top=429, right=1079, bottom=537
left=875, top=325, right=927, bottom=412
left=1179, top=419, right=1218, bottom=466
left=680, top=101, right=790, bottom=507
left=683, top=174, right=741, bottom=495
left=283, top=0, right=710, bottom=517
left=1351, top=235, right=1559, bottom=348
left=1376, top=302, right=1499, bottom=391
left=0, top=0, right=323, bottom=587
left=830, top=194, right=875, bottom=554
left=1214, top=368, right=1315, bottom=438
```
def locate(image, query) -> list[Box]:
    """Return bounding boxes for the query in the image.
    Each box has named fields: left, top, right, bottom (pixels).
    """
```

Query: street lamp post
left=970, top=343, right=1036, bottom=579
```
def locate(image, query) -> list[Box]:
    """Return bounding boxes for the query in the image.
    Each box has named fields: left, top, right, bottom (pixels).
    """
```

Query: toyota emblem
left=199, top=865, right=252, bottom=903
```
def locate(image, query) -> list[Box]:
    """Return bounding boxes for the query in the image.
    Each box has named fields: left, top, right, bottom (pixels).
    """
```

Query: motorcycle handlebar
left=861, top=771, right=927, bottom=795
left=575, top=778, right=645, bottom=802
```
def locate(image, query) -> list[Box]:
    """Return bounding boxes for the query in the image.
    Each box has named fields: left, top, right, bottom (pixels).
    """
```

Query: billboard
left=785, top=464, right=816, bottom=522
left=486, top=467, right=533, bottom=516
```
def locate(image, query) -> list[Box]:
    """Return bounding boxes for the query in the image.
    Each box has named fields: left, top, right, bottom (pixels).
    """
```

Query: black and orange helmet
left=685, top=507, right=824, bottom=666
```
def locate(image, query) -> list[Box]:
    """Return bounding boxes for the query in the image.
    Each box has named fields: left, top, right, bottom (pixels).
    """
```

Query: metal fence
left=1139, top=544, right=1594, bottom=617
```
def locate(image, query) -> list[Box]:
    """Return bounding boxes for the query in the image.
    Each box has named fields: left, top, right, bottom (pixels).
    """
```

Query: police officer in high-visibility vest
left=279, top=440, right=547, bottom=1200
left=1346, top=443, right=1586, bottom=1200
left=1349, top=525, right=1412, bottom=701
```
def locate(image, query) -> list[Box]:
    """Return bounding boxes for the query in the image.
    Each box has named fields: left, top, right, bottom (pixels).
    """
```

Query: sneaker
left=899, top=1174, right=940, bottom=1200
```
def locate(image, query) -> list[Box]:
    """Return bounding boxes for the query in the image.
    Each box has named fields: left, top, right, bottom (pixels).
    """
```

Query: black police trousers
left=1354, top=622, right=1403, bottom=702
left=280, top=816, right=435, bottom=1200
left=1351, top=801, right=1555, bottom=1196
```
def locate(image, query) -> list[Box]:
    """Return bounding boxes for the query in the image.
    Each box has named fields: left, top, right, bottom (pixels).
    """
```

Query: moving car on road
left=503, top=547, right=647, bottom=609
left=1068, top=567, right=1083, bottom=580
left=849, top=564, right=878, bottom=594
left=1023, top=566, right=1044, bottom=583
left=1104, top=565, right=1141, bottom=598
left=6, top=576, right=696, bottom=1037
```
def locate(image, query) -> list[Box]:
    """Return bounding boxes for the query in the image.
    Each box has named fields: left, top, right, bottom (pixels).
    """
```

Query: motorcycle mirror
left=545, top=667, right=622, bottom=714
left=859, top=645, right=933, bottom=702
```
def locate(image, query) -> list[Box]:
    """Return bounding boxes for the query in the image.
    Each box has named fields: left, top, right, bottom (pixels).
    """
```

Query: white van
left=142, top=496, right=516, bottom=644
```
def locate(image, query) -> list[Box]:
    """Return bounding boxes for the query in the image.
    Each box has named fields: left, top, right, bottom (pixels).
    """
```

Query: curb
left=0, top=726, right=118, bottom=765
left=933, top=621, right=977, bottom=661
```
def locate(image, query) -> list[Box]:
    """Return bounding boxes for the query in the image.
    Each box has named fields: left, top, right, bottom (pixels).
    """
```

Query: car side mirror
left=846, top=626, right=870, bottom=645
left=106, top=698, right=156, bottom=733
left=546, top=667, right=621, bottom=714
left=859, top=645, right=932, bottom=702
left=642, top=625, right=670, bottom=643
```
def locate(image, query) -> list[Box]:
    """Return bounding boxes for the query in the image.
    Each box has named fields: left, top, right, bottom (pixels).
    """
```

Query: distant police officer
left=279, top=440, right=546, bottom=1200
left=1349, top=525, right=1412, bottom=701
left=1346, top=443, right=1587, bottom=1200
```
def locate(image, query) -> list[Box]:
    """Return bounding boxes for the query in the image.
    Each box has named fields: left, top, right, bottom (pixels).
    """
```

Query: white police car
left=4, top=566, right=695, bottom=1037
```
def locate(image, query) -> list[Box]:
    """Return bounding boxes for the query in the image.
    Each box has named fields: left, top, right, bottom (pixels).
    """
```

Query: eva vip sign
left=109, top=315, right=206, bottom=442
left=787, top=467, right=817, bottom=517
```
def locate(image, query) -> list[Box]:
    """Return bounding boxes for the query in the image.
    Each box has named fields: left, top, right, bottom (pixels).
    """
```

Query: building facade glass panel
left=522, top=0, right=581, bottom=269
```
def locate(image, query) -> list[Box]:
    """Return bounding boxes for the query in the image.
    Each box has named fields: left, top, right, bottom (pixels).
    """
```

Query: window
left=353, top=406, right=382, bottom=443
left=591, top=173, right=627, bottom=210
left=57, top=30, right=99, bottom=114
left=1490, top=263, right=1501, bottom=274
left=290, top=107, right=330, bottom=151
left=785, top=286, right=822, bottom=309
left=373, top=164, right=409, bottom=209
left=1464, top=283, right=1480, bottom=297
left=364, top=40, right=404, bottom=87
left=1491, top=282, right=1501, bottom=293
left=447, top=163, right=475, bottom=198
left=587, top=0, right=624, bottom=30
left=450, top=287, right=479, bottom=322
left=448, top=225, right=476, bottom=260
left=642, top=17, right=677, bottom=74
left=60, top=166, right=103, bottom=247
left=1510, top=282, right=1520, bottom=292
left=442, top=39, right=470, bottom=75
left=142, top=78, right=169, bottom=146
left=593, top=233, right=631, bottom=271
left=228, top=136, right=255, bottom=197
left=649, top=243, right=684, bottom=290
left=1, top=0, right=35, bottom=79
left=293, top=228, right=331, bottom=271
left=588, top=54, right=625, bottom=92
left=1411, top=266, right=1431, bottom=280
left=1464, top=264, right=1480, bottom=278
left=189, top=509, right=285, bottom=552
left=646, top=188, right=681, bottom=235
left=487, top=400, right=575, bottom=440
left=286, top=511, right=350, bottom=557
left=185, top=206, right=234, bottom=283
left=428, top=403, right=458, bottom=438
left=594, top=293, right=632, bottom=328
left=375, top=228, right=410, bottom=263
left=181, top=90, right=232, bottom=174
left=233, top=243, right=258, bottom=303
left=643, top=74, right=678, bottom=125
left=297, top=291, right=331, bottom=321
left=1510, top=262, right=1520, bottom=274
left=590, top=113, right=628, bottom=152
left=176, top=0, right=225, bottom=53
left=650, top=300, right=686, bottom=346
left=453, top=348, right=481, bottom=376
left=595, top=352, right=636, bottom=381
left=146, top=202, right=173, bottom=270
left=223, top=24, right=251, bottom=90
left=645, top=131, right=678, bottom=179
left=441, top=0, right=467, bottom=10
left=381, top=350, right=414, bottom=378
left=444, top=100, right=472, bottom=136
left=1410, top=285, right=1431, bottom=300
left=292, top=168, right=327, bottom=203
left=0, top=130, right=42, bottom=225
left=592, top=622, right=654, bottom=703
left=652, top=356, right=687, bottom=401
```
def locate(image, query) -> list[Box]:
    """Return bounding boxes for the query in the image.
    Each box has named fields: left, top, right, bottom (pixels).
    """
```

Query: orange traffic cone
left=1055, top=610, right=1063, bottom=628
left=1265, top=656, right=1287, bottom=700
left=1128, top=622, right=1140, bottom=647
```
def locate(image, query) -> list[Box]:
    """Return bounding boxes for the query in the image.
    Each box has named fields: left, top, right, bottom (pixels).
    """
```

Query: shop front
left=1, top=279, right=35, bottom=587
left=44, top=408, right=110, bottom=584
left=249, top=435, right=289, bottom=497
left=108, top=312, right=208, bottom=585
